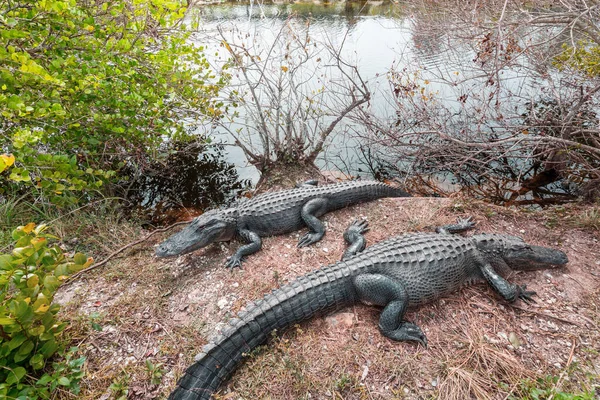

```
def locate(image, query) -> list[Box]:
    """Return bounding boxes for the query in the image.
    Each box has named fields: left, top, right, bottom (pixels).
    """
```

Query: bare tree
left=213, top=18, right=370, bottom=182
left=353, top=0, right=600, bottom=205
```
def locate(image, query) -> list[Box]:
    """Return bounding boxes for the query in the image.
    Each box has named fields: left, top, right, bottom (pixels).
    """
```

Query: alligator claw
left=347, top=218, right=370, bottom=234
left=225, top=256, right=243, bottom=269
left=298, top=232, right=322, bottom=248
left=517, top=284, right=537, bottom=303
left=457, top=216, right=476, bottom=230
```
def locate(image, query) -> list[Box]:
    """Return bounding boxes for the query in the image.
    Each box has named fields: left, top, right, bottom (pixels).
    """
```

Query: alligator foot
left=517, top=284, right=537, bottom=303
left=298, top=232, right=324, bottom=248
left=225, top=255, right=243, bottom=269
left=436, top=216, right=476, bottom=234
left=344, top=219, right=370, bottom=240
left=380, top=321, right=428, bottom=348
left=342, top=219, right=369, bottom=260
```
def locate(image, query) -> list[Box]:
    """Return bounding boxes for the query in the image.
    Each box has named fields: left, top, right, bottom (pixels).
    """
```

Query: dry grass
left=53, top=195, right=600, bottom=399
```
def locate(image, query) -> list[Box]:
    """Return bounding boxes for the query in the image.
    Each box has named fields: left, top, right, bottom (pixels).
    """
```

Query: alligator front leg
left=354, top=273, right=427, bottom=347
left=298, top=198, right=329, bottom=247
left=341, top=219, right=369, bottom=261
left=479, top=262, right=536, bottom=303
left=436, top=216, right=476, bottom=234
left=225, top=229, right=262, bottom=269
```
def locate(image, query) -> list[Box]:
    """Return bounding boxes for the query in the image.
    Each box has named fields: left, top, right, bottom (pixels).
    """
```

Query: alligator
left=155, top=180, right=410, bottom=268
left=169, top=218, right=568, bottom=399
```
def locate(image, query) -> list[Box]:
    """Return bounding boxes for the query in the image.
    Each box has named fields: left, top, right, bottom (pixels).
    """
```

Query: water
left=188, top=1, right=440, bottom=183
left=179, top=1, right=590, bottom=206
left=124, top=141, right=250, bottom=225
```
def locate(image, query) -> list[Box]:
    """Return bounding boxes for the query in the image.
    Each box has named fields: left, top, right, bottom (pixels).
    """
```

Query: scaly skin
left=169, top=219, right=568, bottom=399
left=155, top=180, right=411, bottom=268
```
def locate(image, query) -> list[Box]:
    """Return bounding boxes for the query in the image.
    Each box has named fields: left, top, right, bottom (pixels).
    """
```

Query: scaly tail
left=169, top=263, right=356, bottom=400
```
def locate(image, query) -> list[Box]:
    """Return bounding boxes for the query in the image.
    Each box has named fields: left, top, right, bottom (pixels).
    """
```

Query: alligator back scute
left=237, top=181, right=408, bottom=236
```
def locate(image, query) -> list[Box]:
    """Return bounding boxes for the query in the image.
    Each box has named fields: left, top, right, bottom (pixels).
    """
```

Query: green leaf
left=0, top=317, right=16, bottom=326
left=29, top=353, right=44, bottom=370
left=36, top=374, right=53, bottom=386
left=5, top=366, right=26, bottom=385
left=18, top=340, right=35, bottom=356
left=39, top=338, right=58, bottom=358
left=73, top=253, right=87, bottom=265
left=6, top=333, right=27, bottom=350
left=57, top=377, right=71, bottom=386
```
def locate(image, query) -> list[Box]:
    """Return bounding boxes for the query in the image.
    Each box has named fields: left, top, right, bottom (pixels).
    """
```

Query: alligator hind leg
left=225, top=229, right=262, bottom=269
left=298, top=198, right=329, bottom=247
left=341, top=219, right=369, bottom=260
left=295, top=179, right=319, bottom=188
left=436, top=216, right=476, bottom=234
left=354, top=274, right=427, bottom=347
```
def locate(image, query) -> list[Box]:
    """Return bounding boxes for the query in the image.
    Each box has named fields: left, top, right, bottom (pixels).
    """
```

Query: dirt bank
left=56, top=195, right=600, bottom=399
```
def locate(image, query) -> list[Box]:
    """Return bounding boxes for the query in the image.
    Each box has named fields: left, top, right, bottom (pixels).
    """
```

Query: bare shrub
left=353, top=0, right=600, bottom=205
left=213, top=19, right=370, bottom=180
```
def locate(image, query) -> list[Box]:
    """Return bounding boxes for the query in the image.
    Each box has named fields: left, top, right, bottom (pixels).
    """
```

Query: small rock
left=519, top=229, right=525, bottom=233
left=361, top=364, right=369, bottom=381
left=508, top=332, right=521, bottom=348
left=431, top=378, right=438, bottom=387
left=217, top=298, right=228, bottom=309
left=325, top=312, right=354, bottom=328
left=323, top=248, right=328, bottom=253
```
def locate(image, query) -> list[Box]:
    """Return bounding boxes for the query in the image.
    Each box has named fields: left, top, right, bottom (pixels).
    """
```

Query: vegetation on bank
left=0, top=0, right=224, bottom=206
left=0, top=223, right=91, bottom=398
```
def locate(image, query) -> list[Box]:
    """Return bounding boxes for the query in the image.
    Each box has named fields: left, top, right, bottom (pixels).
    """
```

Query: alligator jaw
left=156, top=218, right=235, bottom=257
left=508, top=245, right=568, bottom=271
left=155, top=226, right=214, bottom=257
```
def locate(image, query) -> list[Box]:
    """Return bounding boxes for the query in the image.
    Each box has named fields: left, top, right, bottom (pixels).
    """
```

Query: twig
left=510, top=305, right=582, bottom=327
left=63, top=220, right=189, bottom=285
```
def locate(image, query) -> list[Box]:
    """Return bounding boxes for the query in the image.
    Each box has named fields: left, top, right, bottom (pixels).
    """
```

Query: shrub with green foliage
left=0, top=0, right=224, bottom=205
left=0, top=223, right=91, bottom=398
left=555, top=41, right=600, bottom=77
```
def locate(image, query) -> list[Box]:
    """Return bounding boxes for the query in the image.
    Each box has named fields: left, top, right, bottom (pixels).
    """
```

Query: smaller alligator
left=168, top=218, right=568, bottom=399
left=155, top=180, right=410, bottom=268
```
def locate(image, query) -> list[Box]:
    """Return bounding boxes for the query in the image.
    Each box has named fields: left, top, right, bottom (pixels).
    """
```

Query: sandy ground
left=56, top=195, right=600, bottom=399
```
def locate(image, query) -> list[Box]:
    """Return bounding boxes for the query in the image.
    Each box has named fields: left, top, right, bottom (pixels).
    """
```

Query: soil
left=55, top=192, right=600, bottom=399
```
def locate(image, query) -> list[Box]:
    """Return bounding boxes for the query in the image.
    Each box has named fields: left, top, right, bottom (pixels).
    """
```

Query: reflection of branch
left=215, top=21, right=369, bottom=170
left=425, top=130, right=600, bottom=157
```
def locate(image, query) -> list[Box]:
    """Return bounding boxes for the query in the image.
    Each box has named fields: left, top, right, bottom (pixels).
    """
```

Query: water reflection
left=124, top=142, right=250, bottom=225
left=188, top=1, right=589, bottom=206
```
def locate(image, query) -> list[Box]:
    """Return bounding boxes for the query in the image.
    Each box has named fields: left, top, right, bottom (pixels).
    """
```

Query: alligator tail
left=169, top=263, right=356, bottom=400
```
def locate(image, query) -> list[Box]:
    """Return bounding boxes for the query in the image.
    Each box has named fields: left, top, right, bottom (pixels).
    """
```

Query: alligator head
left=156, top=209, right=238, bottom=257
left=473, top=234, right=568, bottom=271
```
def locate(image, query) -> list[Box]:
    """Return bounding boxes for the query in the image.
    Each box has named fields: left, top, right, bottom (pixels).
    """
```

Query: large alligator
left=169, top=219, right=568, bottom=399
left=155, top=180, right=410, bottom=268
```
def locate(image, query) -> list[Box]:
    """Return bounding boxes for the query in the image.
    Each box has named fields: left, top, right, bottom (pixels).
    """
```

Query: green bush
left=0, top=223, right=91, bottom=398
left=0, top=0, right=224, bottom=205
left=555, top=41, right=600, bottom=77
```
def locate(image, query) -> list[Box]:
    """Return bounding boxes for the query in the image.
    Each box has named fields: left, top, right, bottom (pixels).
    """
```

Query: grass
left=573, top=207, right=600, bottom=231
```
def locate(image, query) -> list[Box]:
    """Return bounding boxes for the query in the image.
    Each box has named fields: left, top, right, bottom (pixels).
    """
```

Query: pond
left=189, top=0, right=487, bottom=183
left=137, top=1, right=588, bottom=220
